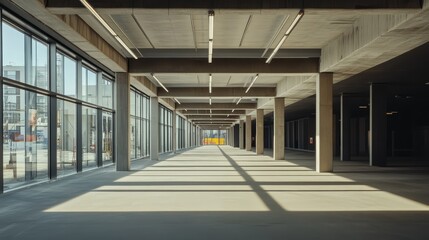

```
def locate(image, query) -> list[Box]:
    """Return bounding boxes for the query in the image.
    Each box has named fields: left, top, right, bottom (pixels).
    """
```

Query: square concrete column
left=256, top=109, right=264, bottom=155
left=230, top=125, right=235, bottom=147
left=172, top=110, right=177, bottom=153
left=246, top=115, right=252, bottom=151
left=115, top=73, right=130, bottom=171
left=340, top=93, right=351, bottom=161
left=369, top=84, right=387, bottom=166
left=274, top=98, right=285, bottom=160
left=239, top=120, right=244, bottom=149
left=316, top=73, right=333, bottom=172
left=150, top=97, right=159, bottom=161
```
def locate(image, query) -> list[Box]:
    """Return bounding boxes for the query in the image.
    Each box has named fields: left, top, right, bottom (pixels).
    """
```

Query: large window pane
left=2, top=22, right=25, bottom=82
left=57, top=100, right=77, bottom=176
left=82, top=106, right=97, bottom=170
left=102, top=112, right=113, bottom=164
left=81, top=67, right=97, bottom=104
left=56, top=53, right=77, bottom=97
left=100, top=77, right=113, bottom=109
left=31, top=39, right=48, bottom=89
left=3, top=86, right=49, bottom=190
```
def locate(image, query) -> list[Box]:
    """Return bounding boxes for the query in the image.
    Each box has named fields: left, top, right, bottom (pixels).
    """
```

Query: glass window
left=82, top=106, right=97, bottom=170
left=99, top=77, right=113, bottom=109
left=31, top=39, right=48, bottom=89
left=56, top=53, right=77, bottom=97
left=81, top=66, right=97, bottom=104
left=2, top=22, right=25, bottom=82
left=2, top=22, right=49, bottom=89
left=102, top=112, right=113, bottom=164
left=3, top=85, right=49, bottom=190
left=57, top=100, right=77, bottom=176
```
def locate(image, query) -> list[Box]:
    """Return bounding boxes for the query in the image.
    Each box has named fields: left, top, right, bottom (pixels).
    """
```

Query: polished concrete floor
left=1, top=145, right=429, bottom=239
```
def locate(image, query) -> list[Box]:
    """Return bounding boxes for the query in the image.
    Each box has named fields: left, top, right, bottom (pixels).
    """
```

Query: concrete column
left=150, top=97, right=159, bottom=161
left=239, top=120, right=244, bottom=149
left=274, top=98, right=285, bottom=160
left=340, top=94, right=351, bottom=161
left=230, top=125, right=235, bottom=147
left=369, top=84, right=387, bottom=166
left=172, top=110, right=177, bottom=153
left=316, top=73, right=333, bottom=172
left=256, top=109, right=264, bottom=155
left=246, top=115, right=252, bottom=151
left=115, top=73, right=130, bottom=171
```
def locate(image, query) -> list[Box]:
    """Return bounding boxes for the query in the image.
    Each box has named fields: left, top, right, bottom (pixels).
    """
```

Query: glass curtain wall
left=57, top=100, right=77, bottom=176
left=130, top=88, right=150, bottom=159
left=203, top=130, right=227, bottom=145
left=159, top=105, right=172, bottom=153
left=177, top=115, right=186, bottom=150
left=1, top=12, right=115, bottom=192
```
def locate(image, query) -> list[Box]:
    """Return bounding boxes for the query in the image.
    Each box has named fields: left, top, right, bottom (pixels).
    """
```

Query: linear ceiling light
left=209, top=97, right=212, bottom=105
left=208, top=10, right=214, bottom=63
left=174, top=98, right=181, bottom=104
left=80, top=0, right=138, bottom=59
left=209, top=74, right=213, bottom=93
left=236, top=97, right=242, bottom=105
left=151, top=73, right=169, bottom=92
left=265, top=10, right=304, bottom=64
left=245, top=74, right=259, bottom=93
left=232, top=109, right=235, bottom=113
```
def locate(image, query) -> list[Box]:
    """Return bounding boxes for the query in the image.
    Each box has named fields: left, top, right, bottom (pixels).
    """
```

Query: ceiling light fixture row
left=80, top=0, right=138, bottom=59
left=236, top=97, right=242, bottom=105
left=208, top=10, right=214, bottom=63
left=151, top=73, right=169, bottom=92
left=266, top=9, right=304, bottom=64
left=209, top=74, right=213, bottom=93
left=174, top=98, right=181, bottom=104
left=245, top=74, right=260, bottom=93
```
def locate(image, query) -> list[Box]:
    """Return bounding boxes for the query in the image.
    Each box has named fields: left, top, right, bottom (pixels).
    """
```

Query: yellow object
left=203, top=138, right=225, bottom=145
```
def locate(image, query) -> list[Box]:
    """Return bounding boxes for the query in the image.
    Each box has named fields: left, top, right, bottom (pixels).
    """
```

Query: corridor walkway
left=1, top=146, right=429, bottom=239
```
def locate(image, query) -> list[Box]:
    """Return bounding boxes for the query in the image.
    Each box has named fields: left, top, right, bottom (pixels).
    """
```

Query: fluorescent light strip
left=285, top=10, right=304, bottom=35
left=80, top=0, right=138, bottom=59
left=210, top=109, right=212, bottom=113
left=209, top=97, right=212, bottom=105
left=209, top=74, right=212, bottom=93
left=209, top=11, right=214, bottom=40
left=114, top=36, right=139, bottom=59
left=151, top=74, right=169, bottom=92
left=208, top=10, right=214, bottom=63
left=266, top=10, right=304, bottom=64
left=236, top=97, right=242, bottom=105
left=174, top=98, right=181, bottom=104
left=80, top=0, right=116, bottom=35
left=232, top=109, right=235, bottom=113
left=245, top=74, right=259, bottom=93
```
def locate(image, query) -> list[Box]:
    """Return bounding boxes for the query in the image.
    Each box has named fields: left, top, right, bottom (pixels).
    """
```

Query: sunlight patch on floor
left=44, top=191, right=269, bottom=212
left=268, top=190, right=429, bottom=211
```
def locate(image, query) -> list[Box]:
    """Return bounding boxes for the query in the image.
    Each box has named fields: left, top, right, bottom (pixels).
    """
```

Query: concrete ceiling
left=11, top=0, right=428, bottom=127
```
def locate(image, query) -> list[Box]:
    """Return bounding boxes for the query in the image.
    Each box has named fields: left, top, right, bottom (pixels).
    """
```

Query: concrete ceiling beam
left=158, top=87, right=276, bottom=98
left=176, top=103, right=256, bottom=110
left=46, top=0, right=422, bottom=12
left=129, top=58, right=319, bottom=74
left=181, top=110, right=246, bottom=115
left=187, top=115, right=240, bottom=120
